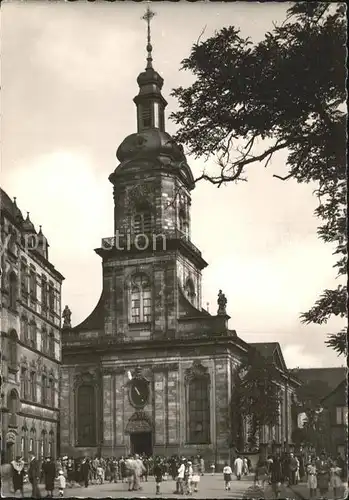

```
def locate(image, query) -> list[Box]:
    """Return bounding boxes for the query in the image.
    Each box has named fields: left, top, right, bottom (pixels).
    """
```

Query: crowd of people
left=254, top=451, right=346, bottom=499
left=9, top=449, right=345, bottom=498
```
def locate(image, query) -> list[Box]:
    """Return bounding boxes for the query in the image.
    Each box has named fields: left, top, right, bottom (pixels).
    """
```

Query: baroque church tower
left=60, top=7, right=298, bottom=464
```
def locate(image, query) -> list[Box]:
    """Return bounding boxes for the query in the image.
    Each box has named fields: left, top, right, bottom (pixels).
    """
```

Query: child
left=330, top=460, right=342, bottom=500
left=223, top=462, right=232, bottom=491
left=96, top=464, right=104, bottom=484
left=307, top=459, right=317, bottom=498
left=57, top=469, right=66, bottom=497
left=210, top=462, right=216, bottom=475
left=153, top=459, right=163, bottom=495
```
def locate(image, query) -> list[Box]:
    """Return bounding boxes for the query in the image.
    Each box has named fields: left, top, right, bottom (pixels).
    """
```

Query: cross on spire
left=142, top=2, right=156, bottom=69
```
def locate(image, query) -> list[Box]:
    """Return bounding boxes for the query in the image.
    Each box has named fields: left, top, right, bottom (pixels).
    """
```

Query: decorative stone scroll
left=125, top=411, right=152, bottom=434
left=184, top=360, right=210, bottom=385
left=73, top=370, right=98, bottom=389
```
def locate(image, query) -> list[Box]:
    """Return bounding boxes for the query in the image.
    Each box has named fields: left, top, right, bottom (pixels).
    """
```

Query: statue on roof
left=217, top=289, right=227, bottom=315
left=62, top=305, right=72, bottom=329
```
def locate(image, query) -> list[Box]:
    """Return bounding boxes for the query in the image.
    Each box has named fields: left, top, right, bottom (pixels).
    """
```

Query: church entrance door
left=130, top=432, right=152, bottom=456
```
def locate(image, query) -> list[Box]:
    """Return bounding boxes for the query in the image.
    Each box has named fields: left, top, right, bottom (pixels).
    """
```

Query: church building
left=60, top=9, right=299, bottom=466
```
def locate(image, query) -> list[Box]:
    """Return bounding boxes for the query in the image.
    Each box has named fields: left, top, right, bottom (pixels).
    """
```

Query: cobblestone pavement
left=2, top=474, right=313, bottom=499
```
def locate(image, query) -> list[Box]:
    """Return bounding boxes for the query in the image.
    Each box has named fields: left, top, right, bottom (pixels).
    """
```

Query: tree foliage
left=171, top=3, right=347, bottom=354
left=233, top=348, right=281, bottom=450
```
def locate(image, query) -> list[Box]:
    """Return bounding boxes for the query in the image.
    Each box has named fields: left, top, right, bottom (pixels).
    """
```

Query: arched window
left=48, top=377, right=54, bottom=407
left=48, top=331, right=55, bottom=357
left=8, top=389, right=19, bottom=427
left=184, top=278, right=196, bottom=303
left=9, top=272, right=18, bottom=310
left=130, top=274, right=152, bottom=323
left=29, top=321, right=36, bottom=349
left=76, top=384, right=97, bottom=446
left=8, top=330, right=18, bottom=370
left=186, top=364, right=210, bottom=444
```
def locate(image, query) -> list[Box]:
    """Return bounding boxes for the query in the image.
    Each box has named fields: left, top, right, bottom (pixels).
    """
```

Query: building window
left=30, top=321, right=36, bottom=349
left=76, top=384, right=97, bottom=446
left=48, top=378, right=54, bottom=407
left=41, top=374, right=47, bottom=405
left=21, top=316, right=29, bottom=343
left=48, top=441, right=52, bottom=458
left=141, top=103, right=152, bottom=129
left=49, top=331, right=55, bottom=357
left=336, top=406, right=348, bottom=425
left=130, top=274, right=152, bottom=323
left=30, top=269, right=36, bottom=299
left=133, top=210, right=152, bottom=235
left=9, top=272, right=18, bottom=310
left=48, top=284, right=54, bottom=311
left=29, top=371, right=36, bottom=402
left=41, top=328, right=47, bottom=353
left=8, top=330, right=18, bottom=369
left=20, top=367, right=27, bottom=399
left=20, top=262, right=27, bottom=296
left=29, top=438, right=34, bottom=453
left=40, top=437, right=44, bottom=459
left=187, top=377, right=210, bottom=444
left=184, top=278, right=196, bottom=303
left=41, top=277, right=47, bottom=311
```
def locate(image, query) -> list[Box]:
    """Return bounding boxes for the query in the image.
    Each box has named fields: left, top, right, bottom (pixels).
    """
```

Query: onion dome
left=116, top=129, right=184, bottom=163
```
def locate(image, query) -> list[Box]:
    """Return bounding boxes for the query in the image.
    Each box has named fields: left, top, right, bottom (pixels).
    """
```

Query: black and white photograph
left=0, top=1, right=347, bottom=499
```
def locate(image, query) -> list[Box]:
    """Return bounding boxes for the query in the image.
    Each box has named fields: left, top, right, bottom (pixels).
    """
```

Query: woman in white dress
left=307, top=459, right=317, bottom=498
left=191, top=458, right=201, bottom=492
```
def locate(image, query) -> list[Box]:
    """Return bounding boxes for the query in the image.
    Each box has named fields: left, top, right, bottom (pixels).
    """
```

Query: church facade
left=60, top=22, right=299, bottom=465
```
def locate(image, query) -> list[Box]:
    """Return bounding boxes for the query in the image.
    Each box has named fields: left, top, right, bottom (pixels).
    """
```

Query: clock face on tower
left=129, top=378, right=150, bottom=408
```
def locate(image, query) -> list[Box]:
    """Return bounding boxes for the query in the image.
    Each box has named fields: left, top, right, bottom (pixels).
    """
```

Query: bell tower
left=96, top=4, right=208, bottom=342
left=134, top=6, right=167, bottom=133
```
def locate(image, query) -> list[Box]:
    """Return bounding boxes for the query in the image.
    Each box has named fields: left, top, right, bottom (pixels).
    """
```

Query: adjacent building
left=60, top=21, right=299, bottom=466
left=0, top=188, right=64, bottom=463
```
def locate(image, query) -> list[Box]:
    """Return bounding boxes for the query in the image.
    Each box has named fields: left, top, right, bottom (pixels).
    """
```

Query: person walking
left=185, top=460, right=193, bottom=495
left=270, top=454, right=283, bottom=499
left=176, top=459, right=186, bottom=495
left=255, top=457, right=268, bottom=489
left=199, top=457, right=205, bottom=476
left=330, top=459, right=342, bottom=500
left=11, top=455, right=25, bottom=497
left=234, top=455, right=244, bottom=480
left=133, top=454, right=145, bottom=491
left=243, top=457, right=249, bottom=476
left=316, top=452, right=330, bottom=500
left=42, top=456, right=56, bottom=497
left=80, top=457, right=90, bottom=488
left=57, top=469, right=66, bottom=497
left=191, top=458, right=201, bottom=492
left=307, top=458, right=317, bottom=499
left=223, top=462, right=232, bottom=491
left=153, top=458, right=163, bottom=495
left=28, top=451, right=41, bottom=498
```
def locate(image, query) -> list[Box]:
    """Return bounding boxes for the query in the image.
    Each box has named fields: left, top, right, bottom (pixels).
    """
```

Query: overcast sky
left=1, top=0, right=345, bottom=369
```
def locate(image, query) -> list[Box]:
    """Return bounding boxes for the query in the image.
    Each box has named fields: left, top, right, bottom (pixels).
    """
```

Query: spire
left=142, top=3, right=156, bottom=70
left=134, top=2, right=167, bottom=133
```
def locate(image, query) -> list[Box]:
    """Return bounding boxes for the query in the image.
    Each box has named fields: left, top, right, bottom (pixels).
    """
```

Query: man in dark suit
left=28, top=451, right=41, bottom=498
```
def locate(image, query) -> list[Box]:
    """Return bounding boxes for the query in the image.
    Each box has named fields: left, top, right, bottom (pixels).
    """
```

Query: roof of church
left=289, top=367, right=347, bottom=392
left=72, top=291, right=104, bottom=332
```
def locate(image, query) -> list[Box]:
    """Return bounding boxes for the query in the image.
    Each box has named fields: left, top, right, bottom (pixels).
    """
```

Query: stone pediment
left=125, top=411, right=152, bottom=434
